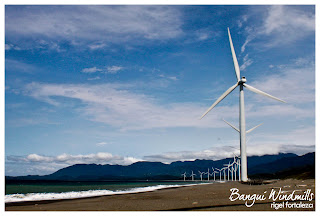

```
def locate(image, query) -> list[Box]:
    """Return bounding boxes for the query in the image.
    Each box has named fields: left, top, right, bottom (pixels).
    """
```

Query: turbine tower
left=205, top=168, right=211, bottom=181
left=200, top=28, right=286, bottom=182
left=190, top=171, right=196, bottom=181
left=181, top=172, right=187, bottom=181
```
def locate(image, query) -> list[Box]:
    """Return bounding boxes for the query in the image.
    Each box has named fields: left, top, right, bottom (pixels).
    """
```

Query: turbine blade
left=243, top=83, right=286, bottom=103
left=228, top=28, right=240, bottom=82
left=200, top=83, right=238, bottom=119
left=246, top=123, right=263, bottom=134
left=222, top=118, right=240, bottom=132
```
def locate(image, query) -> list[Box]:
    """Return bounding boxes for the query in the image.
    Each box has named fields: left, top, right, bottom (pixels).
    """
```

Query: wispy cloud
left=6, top=117, right=59, bottom=128
left=240, top=54, right=253, bottom=71
left=96, top=142, right=109, bottom=146
left=5, top=6, right=183, bottom=49
left=81, top=66, right=123, bottom=74
left=20, top=55, right=313, bottom=130
left=5, top=59, right=39, bottom=74
left=237, top=15, right=248, bottom=28
left=263, top=6, right=314, bottom=36
left=106, top=66, right=123, bottom=74
left=22, top=72, right=310, bottom=132
left=144, top=125, right=314, bottom=163
left=249, top=57, right=314, bottom=104
left=6, top=153, right=142, bottom=176
left=241, top=5, right=315, bottom=50
left=87, top=76, right=101, bottom=81
left=144, top=143, right=313, bottom=164
left=23, top=82, right=230, bottom=130
left=88, top=43, right=107, bottom=50
left=5, top=43, right=21, bottom=50
left=10, top=152, right=141, bottom=166
left=81, top=67, right=103, bottom=73
left=159, top=74, right=178, bottom=81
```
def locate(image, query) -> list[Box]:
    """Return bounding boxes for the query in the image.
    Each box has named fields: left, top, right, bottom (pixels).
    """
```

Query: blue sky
left=5, top=5, right=315, bottom=176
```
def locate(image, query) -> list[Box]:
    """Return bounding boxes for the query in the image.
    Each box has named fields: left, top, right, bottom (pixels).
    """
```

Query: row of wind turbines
left=181, top=155, right=241, bottom=182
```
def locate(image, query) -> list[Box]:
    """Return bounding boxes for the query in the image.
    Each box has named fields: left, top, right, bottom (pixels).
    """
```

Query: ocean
left=5, top=180, right=206, bottom=203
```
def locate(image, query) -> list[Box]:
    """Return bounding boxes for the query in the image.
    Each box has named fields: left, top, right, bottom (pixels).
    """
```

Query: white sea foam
left=5, top=183, right=206, bottom=203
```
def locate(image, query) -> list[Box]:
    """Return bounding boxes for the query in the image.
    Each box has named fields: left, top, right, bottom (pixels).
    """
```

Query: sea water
left=5, top=180, right=206, bottom=203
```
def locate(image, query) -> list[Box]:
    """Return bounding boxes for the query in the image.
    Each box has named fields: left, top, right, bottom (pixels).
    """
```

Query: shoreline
left=5, top=181, right=210, bottom=206
left=6, top=179, right=315, bottom=211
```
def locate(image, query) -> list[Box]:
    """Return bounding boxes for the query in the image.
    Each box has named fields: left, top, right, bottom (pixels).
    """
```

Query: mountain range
left=6, top=152, right=314, bottom=181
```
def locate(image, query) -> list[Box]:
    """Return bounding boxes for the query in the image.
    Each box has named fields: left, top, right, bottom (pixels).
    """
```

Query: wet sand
left=5, top=179, right=315, bottom=211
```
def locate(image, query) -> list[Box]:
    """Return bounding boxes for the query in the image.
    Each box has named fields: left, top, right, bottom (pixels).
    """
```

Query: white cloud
left=87, top=76, right=101, bottom=81
left=36, top=40, right=65, bottom=52
left=260, top=6, right=314, bottom=47
left=237, top=15, right=248, bottom=28
left=23, top=55, right=313, bottom=131
left=143, top=142, right=303, bottom=164
left=240, top=54, right=253, bottom=71
left=5, top=59, right=38, bottom=74
left=263, top=6, right=314, bottom=35
left=27, top=154, right=52, bottom=162
left=144, top=125, right=314, bottom=163
left=6, top=152, right=142, bottom=176
left=8, top=152, right=142, bottom=166
left=88, top=43, right=107, bottom=50
left=159, top=74, right=178, bottom=81
left=22, top=82, right=241, bottom=130
left=5, top=43, right=21, bottom=50
left=81, top=66, right=123, bottom=74
left=242, top=6, right=315, bottom=50
left=248, top=58, right=314, bottom=105
left=5, top=5, right=183, bottom=48
left=96, top=142, right=109, bottom=146
left=195, top=29, right=210, bottom=41
left=106, top=66, right=123, bottom=74
left=81, top=67, right=102, bottom=73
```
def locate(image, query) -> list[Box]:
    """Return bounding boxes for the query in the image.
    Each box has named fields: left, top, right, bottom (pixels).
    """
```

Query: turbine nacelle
left=239, top=76, right=247, bottom=84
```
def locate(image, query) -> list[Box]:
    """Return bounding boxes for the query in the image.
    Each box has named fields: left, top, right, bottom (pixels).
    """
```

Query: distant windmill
left=221, top=167, right=228, bottom=181
left=228, top=162, right=235, bottom=181
left=212, top=168, right=219, bottom=181
left=198, top=171, right=205, bottom=181
left=200, top=28, right=286, bottom=182
left=225, top=148, right=242, bottom=182
left=215, top=168, right=222, bottom=181
left=236, top=158, right=241, bottom=181
left=190, top=171, right=196, bottom=181
left=224, top=161, right=232, bottom=181
left=181, top=172, right=187, bottom=181
left=205, top=168, right=211, bottom=181
left=233, top=161, right=238, bottom=180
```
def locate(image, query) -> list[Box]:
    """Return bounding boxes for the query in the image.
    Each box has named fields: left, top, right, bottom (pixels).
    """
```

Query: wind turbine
left=181, top=172, right=187, bottom=181
left=230, top=164, right=234, bottom=181
left=236, top=158, right=241, bottom=181
left=212, top=168, right=219, bottom=181
left=190, top=171, right=196, bottom=181
left=221, top=167, right=227, bottom=181
left=198, top=171, right=205, bottom=181
left=224, top=162, right=232, bottom=181
left=230, top=153, right=241, bottom=181
left=204, top=168, right=211, bottom=181
left=233, top=161, right=238, bottom=180
left=215, top=168, right=222, bottom=181
left=200, top=28, right=286, bottom=182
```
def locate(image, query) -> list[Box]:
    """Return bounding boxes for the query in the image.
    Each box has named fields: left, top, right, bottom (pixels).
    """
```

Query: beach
left=5, top=178, right=315, bottom=211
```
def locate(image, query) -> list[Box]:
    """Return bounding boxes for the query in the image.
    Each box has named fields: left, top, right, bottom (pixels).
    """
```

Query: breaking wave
left=5, top=183, right=203, bottom=203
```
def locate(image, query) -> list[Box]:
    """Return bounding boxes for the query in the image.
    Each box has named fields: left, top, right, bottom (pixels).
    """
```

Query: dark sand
left=5, top=179, right=315, bottom=211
